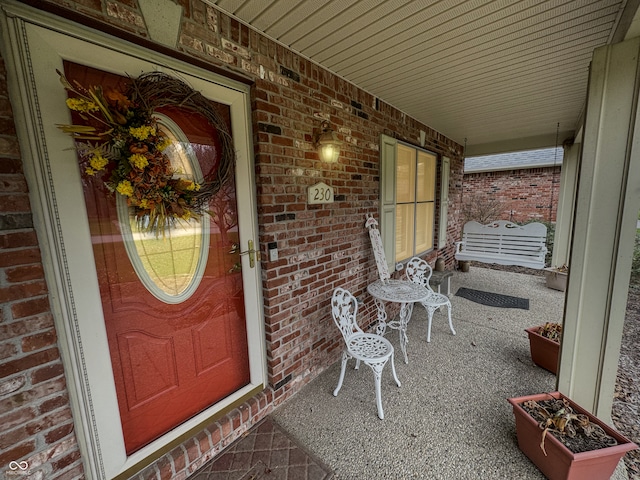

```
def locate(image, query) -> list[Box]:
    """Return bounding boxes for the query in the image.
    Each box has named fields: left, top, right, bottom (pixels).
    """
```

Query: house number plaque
left=307, top=182, right=334, bottom=205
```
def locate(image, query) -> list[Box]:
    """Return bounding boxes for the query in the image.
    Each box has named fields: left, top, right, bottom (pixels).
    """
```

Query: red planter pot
left=525, top=326, right=559, bottom=374
left=508, top=392, right=637, bottom=480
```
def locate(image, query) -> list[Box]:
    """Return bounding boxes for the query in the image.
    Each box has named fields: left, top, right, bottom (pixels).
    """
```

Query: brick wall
left=0, top=56, right=84, bottom=478
left=463, top=166, right=560, bottom=224
left=1, top=1, right=464, bottom=478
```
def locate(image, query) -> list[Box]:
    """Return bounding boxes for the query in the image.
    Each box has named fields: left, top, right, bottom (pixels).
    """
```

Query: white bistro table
left=367, top=279, right=430, bottom=364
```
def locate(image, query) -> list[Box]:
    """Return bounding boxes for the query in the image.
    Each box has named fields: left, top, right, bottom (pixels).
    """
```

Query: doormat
left=189, top=416, right=334, bottom=480
left=455, top=287, right=529, bottom=310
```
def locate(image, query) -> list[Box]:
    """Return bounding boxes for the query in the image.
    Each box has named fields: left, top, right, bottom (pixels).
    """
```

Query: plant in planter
left=508, top=392, right=637, bottom=480
left=526, top=322, right=561, bottom=374
left=545, top=264, right=569, bottom=291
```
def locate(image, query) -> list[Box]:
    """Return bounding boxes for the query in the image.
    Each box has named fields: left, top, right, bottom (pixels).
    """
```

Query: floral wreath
left=57, top=70, right=235, bottom=234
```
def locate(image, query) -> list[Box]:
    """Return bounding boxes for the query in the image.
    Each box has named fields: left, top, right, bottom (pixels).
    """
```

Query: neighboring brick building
left=463, top=148, right=562, bottom=224
left=0, top=1, right=464, bottom=479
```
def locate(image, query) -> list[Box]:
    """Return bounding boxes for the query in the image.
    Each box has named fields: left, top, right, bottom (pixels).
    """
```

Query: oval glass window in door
left=117, top=113, right=209, bottom=304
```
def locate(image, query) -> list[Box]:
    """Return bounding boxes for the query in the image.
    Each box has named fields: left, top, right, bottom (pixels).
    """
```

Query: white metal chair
left=404, top=257, right=456, bottom=342
left=331, top=287, right=401, bottom=419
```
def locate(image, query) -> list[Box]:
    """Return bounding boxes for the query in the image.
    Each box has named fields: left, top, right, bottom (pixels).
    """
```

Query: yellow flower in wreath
left=89, top=154, right=109, bottom=172
left=116, top=180, right=134, bottom=197
left=157, top=137, right=172, bottom=152
left=65, top=97, right=99, bottom=113
left=177, top=179, right=201, bottom=192
left=129, top=153, right=149, bottom=169
left=129, top=125, right=156, bottom=141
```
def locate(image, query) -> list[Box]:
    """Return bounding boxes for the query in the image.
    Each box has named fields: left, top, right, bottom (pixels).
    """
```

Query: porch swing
left=454, top=127, right=560, bottom=270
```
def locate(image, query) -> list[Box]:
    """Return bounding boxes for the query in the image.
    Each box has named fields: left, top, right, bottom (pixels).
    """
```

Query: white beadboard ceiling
left=210, top=0, right=636, bottom=155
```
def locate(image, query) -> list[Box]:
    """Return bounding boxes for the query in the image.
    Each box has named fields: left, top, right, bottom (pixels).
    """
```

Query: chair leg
left=370, top=362, right=386, bottom=420
left=422, top=303, right=436, bottom=343
left=375, top=375, right=384, bottom=419
left=333, top=351, right=348, bottom=397
left=390, top=353, right=401, bottom=387
left=447, top=302, right=456, bottom=336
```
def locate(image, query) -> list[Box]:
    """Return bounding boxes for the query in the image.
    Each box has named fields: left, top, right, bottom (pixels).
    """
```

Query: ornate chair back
left=405, top=257, right=434, bottom=292
left=331, top=287, right=363, bottom=343
left=365, top=214, right=390, bottom=283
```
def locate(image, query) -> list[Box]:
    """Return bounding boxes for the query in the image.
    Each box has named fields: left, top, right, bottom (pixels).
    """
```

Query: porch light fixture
left=314, top=120, right=342, bottom=162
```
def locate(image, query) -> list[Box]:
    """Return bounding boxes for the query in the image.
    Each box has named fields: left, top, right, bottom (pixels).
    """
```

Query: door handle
left=237, top=240, right=260, bottom=268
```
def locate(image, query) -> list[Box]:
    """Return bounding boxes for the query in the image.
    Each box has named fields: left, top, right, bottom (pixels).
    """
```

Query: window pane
left=133, top=224, right=203, bottom=297
left=396, top=144, right=416, bottom=203
left=415, top=202, right=434, bottom=253
left=417, top=151, right=436, bottom=202
left=395, top=203, right=414, bottom=262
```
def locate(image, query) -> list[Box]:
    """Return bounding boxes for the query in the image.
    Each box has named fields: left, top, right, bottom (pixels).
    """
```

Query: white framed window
left=380, top=135, right=442, bottom=268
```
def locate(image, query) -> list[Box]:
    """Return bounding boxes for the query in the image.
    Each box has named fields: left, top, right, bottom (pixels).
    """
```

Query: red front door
left=66, top=63, right=250, bottom=454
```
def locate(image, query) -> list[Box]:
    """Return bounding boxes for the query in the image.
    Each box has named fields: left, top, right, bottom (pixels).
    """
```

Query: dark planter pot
left=525, top=326, right=559, bottom=374
left=508, top=392, right=637, bottom=480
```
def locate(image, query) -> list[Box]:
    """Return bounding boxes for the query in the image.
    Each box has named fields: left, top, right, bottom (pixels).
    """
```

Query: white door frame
left=1, top=3, right=266, bottom=478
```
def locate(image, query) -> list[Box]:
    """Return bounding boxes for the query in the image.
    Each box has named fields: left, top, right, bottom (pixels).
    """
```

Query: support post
left=557, top=37, right=640, bottom=420
left=551, top=141, right=580, bottom=268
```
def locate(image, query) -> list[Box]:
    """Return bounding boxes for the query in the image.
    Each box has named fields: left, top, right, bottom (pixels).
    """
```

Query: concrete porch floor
left=266, top=266, right=629, bottom=480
